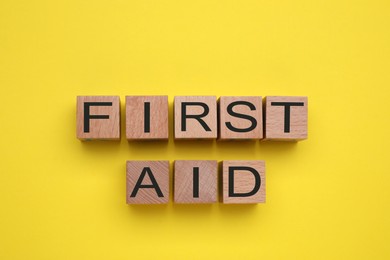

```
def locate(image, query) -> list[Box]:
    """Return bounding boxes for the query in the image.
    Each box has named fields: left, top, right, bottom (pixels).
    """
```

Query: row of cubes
left=127, top=160, right=265, bottom=204
left=77, top=95, right=308, bottom=141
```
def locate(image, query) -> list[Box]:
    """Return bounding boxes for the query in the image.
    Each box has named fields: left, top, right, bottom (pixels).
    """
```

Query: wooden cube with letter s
left=218, top=96, right=263, bottom=140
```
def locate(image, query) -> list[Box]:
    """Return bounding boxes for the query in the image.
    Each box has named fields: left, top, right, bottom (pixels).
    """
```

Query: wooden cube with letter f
left=76, top=96, right=120, bottom=140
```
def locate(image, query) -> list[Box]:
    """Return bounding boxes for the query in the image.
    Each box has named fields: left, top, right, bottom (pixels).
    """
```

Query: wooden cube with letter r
left=174, top=96, right=217, bottom=139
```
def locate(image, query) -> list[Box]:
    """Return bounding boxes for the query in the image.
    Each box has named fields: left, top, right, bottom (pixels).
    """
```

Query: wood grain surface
left=218, top=96, right=263, bottom=140
left=126, top=95, right=169, bottom=140
left=174, top=160, right=218, bottom=203
left=174, top=96, right=217, bottom=139
left=126, top=161, right=169, bottom=204
left=222, top=160, right=265, bottom=204
left=264, top=96, right=308, bottom=141
left=76, top=96, right=120, bottom=140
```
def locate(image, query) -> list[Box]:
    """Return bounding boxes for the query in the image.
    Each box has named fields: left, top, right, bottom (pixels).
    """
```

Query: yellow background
left=1, top=0, right=389, bottom=259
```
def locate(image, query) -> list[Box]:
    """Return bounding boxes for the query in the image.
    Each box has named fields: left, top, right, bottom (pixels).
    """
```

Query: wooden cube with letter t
left=126, top=96, right=169, bottom=140
left=222, top=160, right=265, bottom=204
left=219, top=96, right=263, bottom=140
left=264, top=96, right=308, bottom=141
left=174, top=160, right=218, bottom=203
left=174, top=96, right=217, bottom=139
left=76, top=96, right=120, bottom=140
left=126, top=161, right=169, bottom=204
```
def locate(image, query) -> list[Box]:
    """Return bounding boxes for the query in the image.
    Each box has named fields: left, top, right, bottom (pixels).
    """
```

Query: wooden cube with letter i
left=126, top=96, right=169, bottom=140
left=174, top=160, right=218, bottom=203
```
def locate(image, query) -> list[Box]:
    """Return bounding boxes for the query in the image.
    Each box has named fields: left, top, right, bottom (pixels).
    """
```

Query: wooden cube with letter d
left=222, top=160, right=265, bottom=204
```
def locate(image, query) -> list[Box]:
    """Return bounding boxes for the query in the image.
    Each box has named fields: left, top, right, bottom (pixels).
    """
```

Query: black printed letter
left=144, top=102, right=150, bottom=133
left=181, top=102, right=211, bottom=131
left=193, top=167, right=199, bottom=198
left=229, top=166, right=261, bottom=197
left=130, top=167, right=164, bottom=197
left=226, top=101, right=257, bottom=132
left=83, top=102, right=112, bottom=133
left=270, top=102, right=304, bottom=133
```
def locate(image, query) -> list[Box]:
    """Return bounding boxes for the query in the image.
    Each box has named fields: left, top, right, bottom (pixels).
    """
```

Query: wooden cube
left=264, top=96, right=308, bottom=141
left=174, top=96, right=217, bottom=139
left=218, top=96, right=263, bottom=140
left=222, top=160, right=265, bottom=204
left=126, top=161, right=169, bottom=204
left=76, top=96, right=120, bottom=140
left=174, top=160, right=218, bottom=203
left=126, top=96, right=169, bottom=140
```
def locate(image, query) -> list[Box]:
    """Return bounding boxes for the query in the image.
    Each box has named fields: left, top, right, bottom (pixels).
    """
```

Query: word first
left=77, top=95, right=308, bottom=141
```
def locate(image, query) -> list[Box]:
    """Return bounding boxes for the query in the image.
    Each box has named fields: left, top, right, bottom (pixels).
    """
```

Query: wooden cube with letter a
left=219, top=96, right=263, bottom=140
left=222, top=160, right=265, bottom=204
left=76, top=96, right=120, bottom=140
left=174, top=96, right=217, bottom=139
left=126, top=96, right=169, bottom=140
left=264, top=96, right=308, bottom=141
left=174, top=160, right=218, bottom=203
left=126, top=161, right=169, bottom=204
